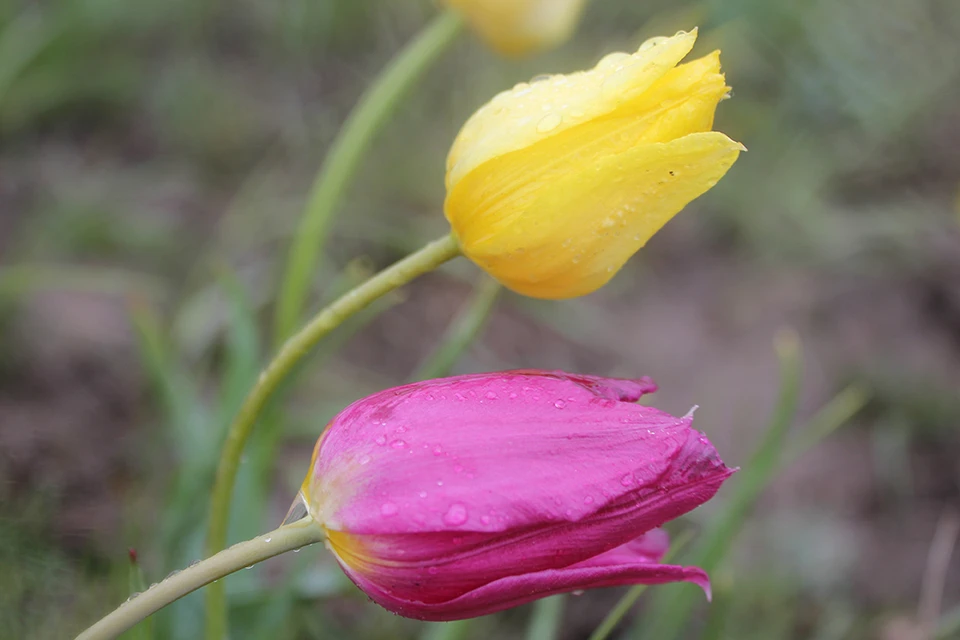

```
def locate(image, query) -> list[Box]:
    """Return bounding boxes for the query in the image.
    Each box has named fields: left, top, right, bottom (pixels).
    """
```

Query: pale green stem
left=411, top=275, right=501, bottom=381
left=77, top=517, right=325, bottom=640
left=273, top=9, right=463, bottom=346
left=205, top=233, right=461, bottom=639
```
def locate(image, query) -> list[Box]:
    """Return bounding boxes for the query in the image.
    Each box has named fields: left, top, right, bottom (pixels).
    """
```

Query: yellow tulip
left=445, top=29, right=745, bottom=299
left=443, top=0, right=588, bottom=56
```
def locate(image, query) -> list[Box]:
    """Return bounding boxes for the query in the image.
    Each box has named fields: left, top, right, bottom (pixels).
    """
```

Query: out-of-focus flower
left=443, top=0, right=588, bottom=57
left=445, top=29, right=744, bottom=299
left=300, top=370, right=733, bottom=620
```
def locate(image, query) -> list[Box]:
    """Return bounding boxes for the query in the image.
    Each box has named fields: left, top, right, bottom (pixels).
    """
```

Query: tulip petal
left=461, top=131, right=744, bottom=299
left=444, top=0, right=588, bottom=57
left=446, top=30, right=699, bottom=188
left=306, top=371, right=732, bottom=605
left=334, top=528, right=708, bottom=621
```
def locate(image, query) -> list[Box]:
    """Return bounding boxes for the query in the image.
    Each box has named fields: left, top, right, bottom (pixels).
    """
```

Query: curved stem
left=273, top=9, right=463, bottom=346
left=205, top=233, right=461, bottom=639
left=77, top=517, right=325, bottom=640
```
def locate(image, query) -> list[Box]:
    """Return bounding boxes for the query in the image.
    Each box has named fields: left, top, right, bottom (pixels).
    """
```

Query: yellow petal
left=446, top=30, right=699, bottom=189
left=446, top=52, right=729, bottom=250
left=444, top=0, right=588, bottom=57
left=459, top=132, right=745, bottom=299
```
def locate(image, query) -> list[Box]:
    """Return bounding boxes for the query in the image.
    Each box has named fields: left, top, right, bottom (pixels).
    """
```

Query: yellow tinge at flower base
left=443, top=0, right=587, bottom=56
left=445, top=29, right=745, bottom=299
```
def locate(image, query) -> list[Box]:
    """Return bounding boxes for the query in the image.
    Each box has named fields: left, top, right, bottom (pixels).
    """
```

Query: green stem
left=204, top=233, right=461, bottom=639
left=77, top=517, right=325, bottom=640
left=273, top=9, right=463, bottom=346
left=411, top=275, right=501, bottom=381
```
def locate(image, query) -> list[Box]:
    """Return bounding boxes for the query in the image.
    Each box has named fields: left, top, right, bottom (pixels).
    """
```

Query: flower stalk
left=205, top=233, right=461, bottom=639
left=78, top=517, right=326, bottom=640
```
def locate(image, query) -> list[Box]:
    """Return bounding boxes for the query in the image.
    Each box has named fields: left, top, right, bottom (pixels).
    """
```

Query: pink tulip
left=300, top=370, right=733, bottom=620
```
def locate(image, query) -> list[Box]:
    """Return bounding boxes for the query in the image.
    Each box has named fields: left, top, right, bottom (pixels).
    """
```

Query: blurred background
left=1, top=0, right=959, bottom=638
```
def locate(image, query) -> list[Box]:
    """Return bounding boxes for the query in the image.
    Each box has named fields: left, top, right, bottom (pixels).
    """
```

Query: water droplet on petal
left=600, top=52, right=632, bottom=69
left=554, top=400, right=566, bottom=409
left=419, top=491, right=428, bottom=499
left=443, top=502, right=468, bottom=526
left=391, top=439, right=407, bottom=449
left=537, top=113, right=563, bottom=133
left=358, top=454, right=371, bottom=465
left=621, top=474, right=635, bottom=487
left=395, top=425, right=407, bottom=434
left=433, top=445, right=443, bottom=456
left=381, top=502, right=399, bottom=517
left=584, top=496, right=594, bottom=505
left=485, top=391, right=497, bottom=400
left=263, top=537, right=272, bottom=543
left=428, top=566, right=439, bottom=575
left=375, top=435, right=386, bottom=446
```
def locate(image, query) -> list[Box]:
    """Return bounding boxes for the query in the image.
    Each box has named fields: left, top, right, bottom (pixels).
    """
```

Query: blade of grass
left=421, top=621, right=473, bottom=640
left=699, top=571, right=733, bottom=640
left=526, top=596, right=565, bottom=640
left=411, top=275, right=501, bottom=381
left=631, top=329, right=803, bottom=640
left=126, top=549, right=154, bottom=640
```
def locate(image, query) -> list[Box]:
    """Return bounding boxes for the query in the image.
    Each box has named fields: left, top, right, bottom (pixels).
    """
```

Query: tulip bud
left=300, top=370, right=733, bottom=620
left=445, top=29, right=745, bottom=299
left=442, top=0, right=588, bottom=57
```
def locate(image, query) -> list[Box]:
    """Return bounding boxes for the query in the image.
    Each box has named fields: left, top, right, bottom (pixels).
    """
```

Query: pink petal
left=310, top=370, right=728, bottom=540
left=335, top=529, right=708, bottom=621
left=307, top=371, right=732, bottom=611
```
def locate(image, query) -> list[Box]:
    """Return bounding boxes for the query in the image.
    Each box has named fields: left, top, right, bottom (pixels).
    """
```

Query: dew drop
left=443, top=502, right=468, bottom=526
left=264, top=537, right=272, bottom=543
left=381, top=502, right=399, bottom=517
left=419, top=491, right=428, bottom=499
left=480, top=515, right=491, bottom=524
left=375, top=435, right=386, bottom=446
left=597, top=51, right=631, bottom=72
left=428, top=566, right=439, bottom=575
left=554, top=399, right=566, bottom=409
left=584, top=496, right=594, bottom=505
left=390, top=439, right=407, bottom=449
left=620, top=474, right=634, bottom=487
left=485, top=391, right=497, bottom=400
left=537, top=113, right=563, bottom=133
left=395, top=425, right=407, bottom=434
left=433, top=445, right=443, bottom=456
left=358, top=454, right=371, bottom=465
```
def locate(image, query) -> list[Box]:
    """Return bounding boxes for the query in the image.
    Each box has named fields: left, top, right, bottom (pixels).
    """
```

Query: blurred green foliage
left=1, top=0, right=958, bottom=638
